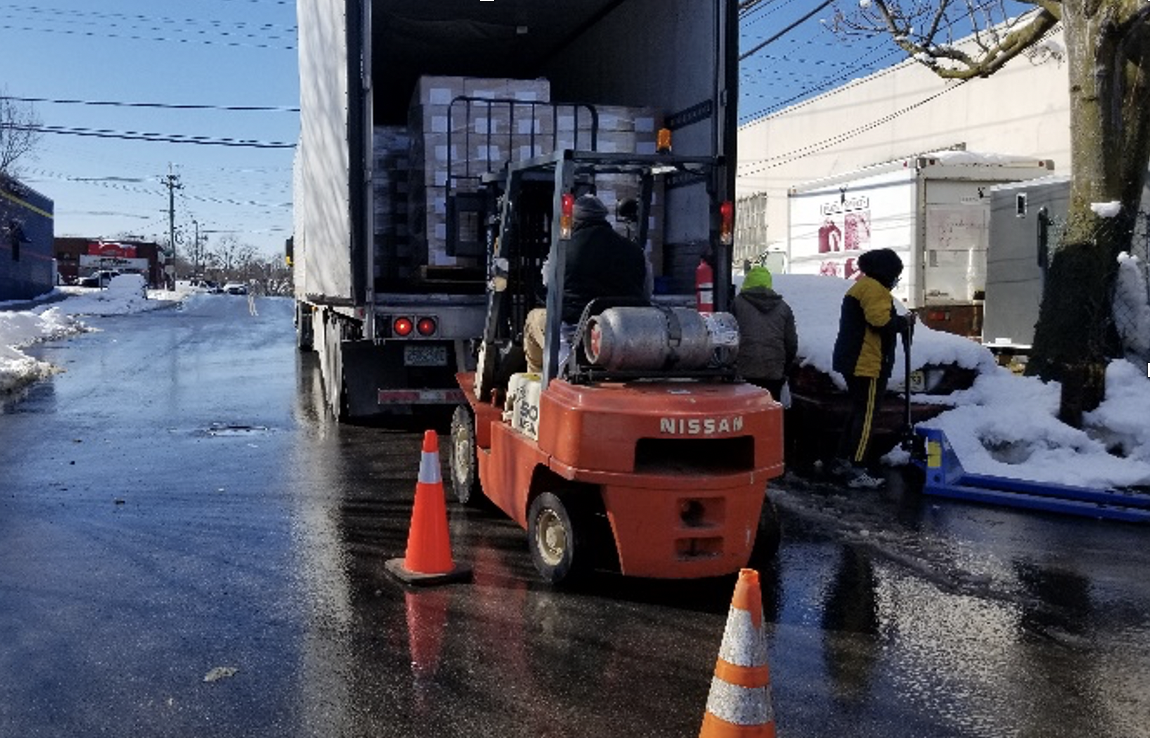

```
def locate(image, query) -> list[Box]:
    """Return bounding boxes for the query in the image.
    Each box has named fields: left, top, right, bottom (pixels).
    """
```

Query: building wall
left=0, top=176, right=55, bottom=301
left=55, top=237, right=166, bottom=287
left=735, top=28, right=1074, bottom=265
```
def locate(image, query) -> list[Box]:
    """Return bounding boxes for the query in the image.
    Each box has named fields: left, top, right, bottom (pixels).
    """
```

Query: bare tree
left=0, top=93, right=42, bottom=177
left=831, top=0, right=1150, bottom=421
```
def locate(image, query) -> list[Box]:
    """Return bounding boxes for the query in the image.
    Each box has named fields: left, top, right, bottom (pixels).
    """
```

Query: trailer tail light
left=719, top=201, right=734, bottom=246
left=560, top=193, right=575, bottom=239
left=416, top=317, right=437, bottom=336
left=393, top=317, right=414, bottom=337
left=657, top=128, right=672, bottom=154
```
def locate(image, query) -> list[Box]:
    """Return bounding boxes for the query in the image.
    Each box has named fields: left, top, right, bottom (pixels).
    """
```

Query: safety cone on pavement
left=385, top=430, right=472, bottom=585
left=700, top=568, right=776, bottom=738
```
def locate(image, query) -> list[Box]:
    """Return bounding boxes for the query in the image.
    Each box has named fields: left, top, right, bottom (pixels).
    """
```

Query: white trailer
left=981, top=175, right=1071, bottom=352
left=787, top=150, right=1055, bottom=336
left=294, top=0, right=740, bottom=420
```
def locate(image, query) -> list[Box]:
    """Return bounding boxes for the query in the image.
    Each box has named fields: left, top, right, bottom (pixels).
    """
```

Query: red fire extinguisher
left=695, top=257, right=714, bottom=313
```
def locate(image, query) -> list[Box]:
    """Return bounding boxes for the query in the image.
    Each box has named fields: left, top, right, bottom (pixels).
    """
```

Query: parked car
left=223, top=282, right=248, bottom=295
left=78, top=270, right=121, bottom=288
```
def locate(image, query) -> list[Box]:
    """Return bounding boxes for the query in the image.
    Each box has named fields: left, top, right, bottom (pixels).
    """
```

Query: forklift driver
left=524, top=194, right=650, bottom=373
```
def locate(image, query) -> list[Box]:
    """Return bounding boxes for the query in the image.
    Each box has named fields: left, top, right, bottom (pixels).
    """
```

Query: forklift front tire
left=749, top=497, right=782, bottom=567
left=528, top=492, right=587, bottom=585
left=449, top=405, right=482, bottom=506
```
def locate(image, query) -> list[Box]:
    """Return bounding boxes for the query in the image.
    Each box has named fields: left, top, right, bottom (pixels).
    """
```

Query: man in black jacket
left=524, top=194, right=649, bottom=372
left=830, top=247, right=915, bottom=489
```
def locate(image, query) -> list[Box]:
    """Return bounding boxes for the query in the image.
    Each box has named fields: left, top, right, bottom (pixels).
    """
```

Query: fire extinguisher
left=695, top=256, right=714, bottom=313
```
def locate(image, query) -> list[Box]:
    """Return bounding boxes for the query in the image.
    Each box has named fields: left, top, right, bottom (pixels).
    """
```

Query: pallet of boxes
left=371, top=75, right=665, bottom=292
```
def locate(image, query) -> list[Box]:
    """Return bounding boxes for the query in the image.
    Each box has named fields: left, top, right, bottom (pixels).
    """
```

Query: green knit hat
left=741, top=265, right=773, bottom=291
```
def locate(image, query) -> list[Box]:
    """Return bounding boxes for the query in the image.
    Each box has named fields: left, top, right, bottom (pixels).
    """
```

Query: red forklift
left=448, top=148, right=784, bottom=584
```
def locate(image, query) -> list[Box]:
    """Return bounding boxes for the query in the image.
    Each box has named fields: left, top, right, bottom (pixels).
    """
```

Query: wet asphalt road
left=1, top=294, right=1149, bottom=738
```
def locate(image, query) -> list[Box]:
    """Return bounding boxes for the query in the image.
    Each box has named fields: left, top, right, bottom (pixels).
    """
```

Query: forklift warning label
left=659, top=416, right=744, bottom=435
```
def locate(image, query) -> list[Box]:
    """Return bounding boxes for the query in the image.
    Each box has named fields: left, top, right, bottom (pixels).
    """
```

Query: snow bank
left=773, top=274, right=998, bottom=390
left=772, top=272, right=1150, bottom=489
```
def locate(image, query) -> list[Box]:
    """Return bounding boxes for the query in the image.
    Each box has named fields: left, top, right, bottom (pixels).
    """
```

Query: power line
left=737, top=80, right=970, bottom=176
left=22, top=125, right=295, bottom=149
left=6, top=95, right=298, bottom=113
left=740, top=0, right=835, bottom=61
left=0, top=21, right=294, bottom=50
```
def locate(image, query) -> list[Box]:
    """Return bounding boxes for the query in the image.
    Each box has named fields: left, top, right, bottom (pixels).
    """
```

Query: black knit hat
left=858, top=248, right=903, bottom=289
left=573, top=194, right=608, bottom=222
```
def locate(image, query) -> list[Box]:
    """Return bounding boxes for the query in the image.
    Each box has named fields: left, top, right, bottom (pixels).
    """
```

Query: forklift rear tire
left=449, top=405, right=483, bottom=506
left=749, top=497, right=782, bottom=567
left=528, top=492, right=588, bottom=585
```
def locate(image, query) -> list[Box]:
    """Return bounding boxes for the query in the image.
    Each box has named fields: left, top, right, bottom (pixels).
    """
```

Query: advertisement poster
left=816, top=195, right=871, bottom=280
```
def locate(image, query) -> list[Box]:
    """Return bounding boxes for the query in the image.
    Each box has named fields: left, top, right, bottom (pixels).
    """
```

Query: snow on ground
left=773, top=273, right=1150, bottom=490
left=0, top=275, right=177, bottom=393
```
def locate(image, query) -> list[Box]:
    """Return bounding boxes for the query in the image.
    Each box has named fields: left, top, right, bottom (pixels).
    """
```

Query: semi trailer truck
left=292, top=0, right=739, bottom=419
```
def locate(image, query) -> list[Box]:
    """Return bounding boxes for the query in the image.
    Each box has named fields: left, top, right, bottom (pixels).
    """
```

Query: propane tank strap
left=655, top=305, right=682, bottom=367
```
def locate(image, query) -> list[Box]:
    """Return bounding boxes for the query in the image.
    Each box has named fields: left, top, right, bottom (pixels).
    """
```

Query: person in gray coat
left=732, top=266, right=798, bottom=401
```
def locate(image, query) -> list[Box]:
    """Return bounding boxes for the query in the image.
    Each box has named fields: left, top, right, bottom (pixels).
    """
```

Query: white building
left=735, top=24, right=1149, bottom=269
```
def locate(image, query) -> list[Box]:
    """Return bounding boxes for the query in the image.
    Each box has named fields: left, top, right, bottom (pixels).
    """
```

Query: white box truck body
left=787, top=151, right=1055, bottom=336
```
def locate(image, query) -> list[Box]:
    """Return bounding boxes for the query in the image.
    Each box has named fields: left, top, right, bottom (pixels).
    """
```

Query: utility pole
left=192, top=219, right=200, bottom=276
left=160, top=165, right=182, bottom=287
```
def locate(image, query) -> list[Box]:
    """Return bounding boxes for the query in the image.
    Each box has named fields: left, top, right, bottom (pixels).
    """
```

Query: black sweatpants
left=837, top=375, right=888, bottom=465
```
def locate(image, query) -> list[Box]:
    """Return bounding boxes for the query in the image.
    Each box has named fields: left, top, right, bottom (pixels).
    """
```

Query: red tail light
left=719, top=201, right=734, bottom=246
left=416, top=317, right=437, bottom=336
left=560, top=192, right=575, bottom=239
left=393, top=317, right=414, bottom=337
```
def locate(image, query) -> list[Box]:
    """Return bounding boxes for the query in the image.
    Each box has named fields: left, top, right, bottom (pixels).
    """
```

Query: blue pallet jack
left=896, top=321, right=1150, bottom=523
left=913, top=427, right=1150, bottom=523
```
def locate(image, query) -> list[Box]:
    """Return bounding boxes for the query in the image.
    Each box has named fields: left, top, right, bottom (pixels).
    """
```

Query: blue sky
left=2, top=1, right=1031, bottom=261
left=2, top=0, right=298, bottom=260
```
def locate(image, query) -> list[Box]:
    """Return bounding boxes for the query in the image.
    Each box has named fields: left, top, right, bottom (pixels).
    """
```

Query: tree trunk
left=1026, top=2, right=1150, bottom=424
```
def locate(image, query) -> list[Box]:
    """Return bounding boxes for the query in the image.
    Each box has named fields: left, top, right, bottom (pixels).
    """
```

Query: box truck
left=787, top=151, right=1055, bottom=336
left=293, top=0, right=739, bottom=419
left=981, top=174, right=1070, bottom=353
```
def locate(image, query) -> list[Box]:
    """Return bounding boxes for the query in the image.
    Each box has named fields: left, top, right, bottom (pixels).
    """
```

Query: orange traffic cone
left=699, top=568, right=776, bottom=738
left=385, top=430, right=472, bottom=585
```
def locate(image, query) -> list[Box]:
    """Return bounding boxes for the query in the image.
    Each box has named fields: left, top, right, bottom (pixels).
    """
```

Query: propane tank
left=584, top=307, right=739, bottom=371
left=695, top=257, right=714, bottom=313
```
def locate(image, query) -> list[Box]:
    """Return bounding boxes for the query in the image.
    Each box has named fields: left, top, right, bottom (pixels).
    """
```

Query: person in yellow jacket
left=830, top=248, right=915, bottom=489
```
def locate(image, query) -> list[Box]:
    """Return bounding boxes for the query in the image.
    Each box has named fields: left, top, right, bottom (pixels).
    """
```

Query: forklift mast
left=473, top=148, right=730, bottom=397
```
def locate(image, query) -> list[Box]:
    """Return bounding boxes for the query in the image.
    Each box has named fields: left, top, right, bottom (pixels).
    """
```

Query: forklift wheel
left=528, top=492, right=587, bottom=585
left=749, top=497, right=782, bottom=567
left=449, top=405, right=483, bottom=506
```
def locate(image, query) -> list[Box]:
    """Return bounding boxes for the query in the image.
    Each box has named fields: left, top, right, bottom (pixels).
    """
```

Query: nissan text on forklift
left=448, top=141, right=786, bottom=584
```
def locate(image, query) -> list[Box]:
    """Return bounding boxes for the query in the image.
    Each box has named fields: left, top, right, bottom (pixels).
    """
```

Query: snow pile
left=52, top=274, right=174, bottom=317
left=1114, top=252, right=1150, bottom=357
left=773, top=273, right=1150, bottom=489
left=774, top=274, right=999, bottom=390
left=0, top=307, right=86, bottom=392
left=1, top=276, right=178, bottom=395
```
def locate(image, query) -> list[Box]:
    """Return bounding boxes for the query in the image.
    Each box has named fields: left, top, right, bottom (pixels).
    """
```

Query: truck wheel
left=749, top=497, right=782, bottom=567
left=528, top=492, right=588, bottom=585
left=449, top=405, right=482, bottom=506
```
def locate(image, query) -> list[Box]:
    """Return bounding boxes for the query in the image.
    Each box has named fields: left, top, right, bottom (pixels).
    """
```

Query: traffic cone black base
left=385, top=557, right=473, bottom=586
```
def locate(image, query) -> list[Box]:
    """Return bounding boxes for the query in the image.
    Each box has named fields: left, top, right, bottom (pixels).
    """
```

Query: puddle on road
left=202, top=422, right=273, bottom=437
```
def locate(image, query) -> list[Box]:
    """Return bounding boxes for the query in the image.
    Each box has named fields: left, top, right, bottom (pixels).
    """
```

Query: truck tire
left=449, top=405, right=483, bottom=506
left=295, top=303, right=314, bottom=352
left=749, top=497, right=782, bottom=568
left=528, top=491, right=589, bottom=585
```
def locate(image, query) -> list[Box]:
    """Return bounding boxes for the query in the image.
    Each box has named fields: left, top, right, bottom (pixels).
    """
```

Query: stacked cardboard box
left=564, top=105, right=666, bottom=259
left=380, top=75, right=670, bottom=278
left=372, top=126, right=411, bottom=283
left=407, top=76, right=552, bottom=269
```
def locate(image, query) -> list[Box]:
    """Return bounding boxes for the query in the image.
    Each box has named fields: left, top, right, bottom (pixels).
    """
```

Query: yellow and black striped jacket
left=832, top=276, right=906, bottom=379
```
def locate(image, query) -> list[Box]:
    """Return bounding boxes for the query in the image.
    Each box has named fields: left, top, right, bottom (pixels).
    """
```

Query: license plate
left=404, top=344, right=447, bottom=367
left=909, top=370, right=925, bottom=393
